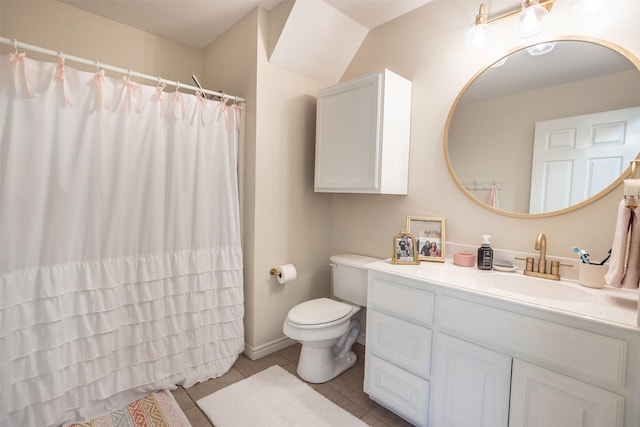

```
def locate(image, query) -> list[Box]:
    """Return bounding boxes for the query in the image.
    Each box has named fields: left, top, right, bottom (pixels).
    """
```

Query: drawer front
left=438, top=295, right=627, bottom=388
left=368, top=275, right=435, bottom=325
left=368, top=309, right=432, bottom=378
left=366, top=354, right=430, bottom=427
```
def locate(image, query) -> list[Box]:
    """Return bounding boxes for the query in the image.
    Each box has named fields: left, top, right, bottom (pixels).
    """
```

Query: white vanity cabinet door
left=509, top=360, right=624, bottom=427
left=314, top=69, right=411, bottom=194
left=431, top=333, right=512, bottom=427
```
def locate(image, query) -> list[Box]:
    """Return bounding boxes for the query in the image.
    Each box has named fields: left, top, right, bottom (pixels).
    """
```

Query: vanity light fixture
left=467, top=0, right=554, bottom=49
left=466, top=3, right=490, bottom=49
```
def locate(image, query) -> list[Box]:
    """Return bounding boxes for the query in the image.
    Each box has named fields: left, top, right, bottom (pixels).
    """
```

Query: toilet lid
left=287, top=298, right=353, bottom=325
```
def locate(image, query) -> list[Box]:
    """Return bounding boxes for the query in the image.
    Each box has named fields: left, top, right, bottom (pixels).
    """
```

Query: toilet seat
left=287, top=298, right=353, bottom=327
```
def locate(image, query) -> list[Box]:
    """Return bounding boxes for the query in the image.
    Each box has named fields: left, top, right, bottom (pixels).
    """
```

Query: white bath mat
left=196, top=365, right=370, bottom=427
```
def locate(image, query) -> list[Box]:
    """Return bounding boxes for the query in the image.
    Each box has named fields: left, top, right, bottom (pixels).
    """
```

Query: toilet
left=283, top=253, right=379, bottom=383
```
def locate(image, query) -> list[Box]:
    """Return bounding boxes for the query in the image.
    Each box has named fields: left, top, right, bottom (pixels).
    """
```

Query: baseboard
left=243, top=336, right=296, bottom=361
left=243, top=333, right=367, bottom=361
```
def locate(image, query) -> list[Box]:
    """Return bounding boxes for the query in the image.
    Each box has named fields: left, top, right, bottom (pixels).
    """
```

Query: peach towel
left=605, top=199, right=632, bottom=287
left=487, top=185, right=500, bottom=209
left=622, top=208, right=640, bottom=288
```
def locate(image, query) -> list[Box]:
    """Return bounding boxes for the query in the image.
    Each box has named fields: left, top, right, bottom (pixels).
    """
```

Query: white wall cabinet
left=364, top=270, right=634, bottom=427
left=314, top=69, right=411, bottom=194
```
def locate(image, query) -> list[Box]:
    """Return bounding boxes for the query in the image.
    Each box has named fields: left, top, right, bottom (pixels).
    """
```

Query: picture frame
left=391, top=231, right=420, bottom=265
left=405, top=216, right=446, bottom=262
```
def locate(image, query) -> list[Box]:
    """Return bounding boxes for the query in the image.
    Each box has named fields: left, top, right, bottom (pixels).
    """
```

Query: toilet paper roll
left=277, top=264, right=297, bottom=284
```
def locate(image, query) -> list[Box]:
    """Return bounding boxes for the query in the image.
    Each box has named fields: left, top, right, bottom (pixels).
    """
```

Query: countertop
left=366, top=258, right=640, bottom=331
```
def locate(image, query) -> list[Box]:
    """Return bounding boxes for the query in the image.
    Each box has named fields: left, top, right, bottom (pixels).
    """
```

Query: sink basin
left=477, top=273, right=599, bottom=302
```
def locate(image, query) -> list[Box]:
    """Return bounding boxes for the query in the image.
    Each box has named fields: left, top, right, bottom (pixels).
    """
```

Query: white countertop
left=366, top=258, right=640, bottom=331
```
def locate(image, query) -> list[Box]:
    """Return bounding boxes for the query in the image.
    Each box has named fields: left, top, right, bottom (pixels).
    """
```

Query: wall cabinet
left=314, top=69, right=411, bottom=194
left=364, top=270, right=634, bottom=427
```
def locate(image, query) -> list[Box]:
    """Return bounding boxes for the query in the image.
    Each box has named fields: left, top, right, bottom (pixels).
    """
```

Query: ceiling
left=60, top=0, right=432, bottom=49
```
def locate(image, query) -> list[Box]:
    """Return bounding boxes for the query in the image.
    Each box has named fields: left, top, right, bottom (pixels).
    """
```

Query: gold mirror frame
left=444, top=36, right=640, bottom=218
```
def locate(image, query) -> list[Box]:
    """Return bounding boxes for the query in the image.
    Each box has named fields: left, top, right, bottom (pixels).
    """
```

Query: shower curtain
left=0, top=55, right=245, bottom=426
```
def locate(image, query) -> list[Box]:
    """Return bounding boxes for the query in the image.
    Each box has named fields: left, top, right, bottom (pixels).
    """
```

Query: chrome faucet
left=524, top=232, right=560, bottom=280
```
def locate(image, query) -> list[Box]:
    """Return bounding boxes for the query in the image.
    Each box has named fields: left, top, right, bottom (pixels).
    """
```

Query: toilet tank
left=330, top=253, right=380, bottom=307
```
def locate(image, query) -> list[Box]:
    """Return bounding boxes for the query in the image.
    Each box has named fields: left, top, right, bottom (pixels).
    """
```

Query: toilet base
left=297, top=348, right=357, bottom=384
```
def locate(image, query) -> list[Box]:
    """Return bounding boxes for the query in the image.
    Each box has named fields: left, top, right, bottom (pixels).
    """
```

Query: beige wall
left=333, top=0, right=640, bottom=265
left=0, top=1, right=202, bottom=83
left=202, top=7, right=331, bottom=354
left=248, top=9, right=330, bottom=352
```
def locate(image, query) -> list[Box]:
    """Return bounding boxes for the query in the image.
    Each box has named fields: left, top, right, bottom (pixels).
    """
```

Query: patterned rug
left=67, top=390, right=191, bottom=427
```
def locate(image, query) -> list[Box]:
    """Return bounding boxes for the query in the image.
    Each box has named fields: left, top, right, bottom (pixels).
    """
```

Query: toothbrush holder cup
left=578, top=263, right=608, bottom=288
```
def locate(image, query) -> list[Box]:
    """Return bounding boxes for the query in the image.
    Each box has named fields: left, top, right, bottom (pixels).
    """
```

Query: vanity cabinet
left=314, top=69, right=411, bottom=194
left=364, top=270, right=635, bottom=427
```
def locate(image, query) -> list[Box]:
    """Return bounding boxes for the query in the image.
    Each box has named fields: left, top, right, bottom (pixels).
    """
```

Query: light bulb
left=516, top=0, right=549, bottom=38
left=466, top=23, right=490, bottom=49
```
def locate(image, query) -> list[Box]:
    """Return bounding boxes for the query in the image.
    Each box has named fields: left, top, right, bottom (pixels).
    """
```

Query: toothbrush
left=572, top=245, right=590, bottom=264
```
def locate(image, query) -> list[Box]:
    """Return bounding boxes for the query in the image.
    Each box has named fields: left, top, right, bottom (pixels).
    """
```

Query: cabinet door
left=431, top=333, right=512, bottom=427
left=315, top=73, right=382, bottom=192
left=510, top=360, right=624, bottom=427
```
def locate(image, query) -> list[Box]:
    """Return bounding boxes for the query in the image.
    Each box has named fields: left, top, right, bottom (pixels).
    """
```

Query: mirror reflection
left=445, top=38, right=640, bottom=216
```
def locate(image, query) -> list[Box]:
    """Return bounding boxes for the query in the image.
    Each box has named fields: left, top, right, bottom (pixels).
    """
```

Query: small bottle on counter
left=477, top=235, right=494, bottom=270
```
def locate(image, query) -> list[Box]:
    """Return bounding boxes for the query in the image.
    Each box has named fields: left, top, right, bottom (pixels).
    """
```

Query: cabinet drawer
left=438, top=295, right=627, bottom=388
left=366, top=354, right=430, bottom=427
left=368, top=309, right=432, bottom=378
left=369, top=275, right=435, bottom=325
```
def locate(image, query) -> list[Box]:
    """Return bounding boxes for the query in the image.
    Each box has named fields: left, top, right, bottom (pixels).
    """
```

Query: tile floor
left=171, top=343, right=413, bottom=427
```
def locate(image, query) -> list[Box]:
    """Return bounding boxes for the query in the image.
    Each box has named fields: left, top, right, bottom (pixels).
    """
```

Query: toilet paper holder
left=269, top=267, right=281, bottom=277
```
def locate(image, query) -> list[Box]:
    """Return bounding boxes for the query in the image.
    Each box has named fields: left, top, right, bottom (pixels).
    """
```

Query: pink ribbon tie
left=8, top=52, right=35, bottom=98
left=156, top=82, right=166, bottom=117
left=55, top=57, right=73, bottom=107
left=190, top=91, right=209, bottom=127
left=94, top=69, right=108, bottom=111
left=231, top=102, right=245, bottom=131
left=217, top=97, right=230, bottom=129
left=118, top=76, right=141, bottom=113
left=170, top=89, right=186, bottom=121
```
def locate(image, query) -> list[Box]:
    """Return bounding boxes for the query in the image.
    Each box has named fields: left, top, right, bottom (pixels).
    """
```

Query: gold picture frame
left=392, top=231, right=420, bottom=265
left=405, top=216, right=446, bottom=262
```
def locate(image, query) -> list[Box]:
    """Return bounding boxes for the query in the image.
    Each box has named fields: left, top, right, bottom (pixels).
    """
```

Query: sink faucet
left=524, top=232, right=560, bottom=281
left=535, top=232, right=547, bottom=274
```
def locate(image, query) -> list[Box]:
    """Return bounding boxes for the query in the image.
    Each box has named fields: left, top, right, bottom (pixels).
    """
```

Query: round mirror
left=445, top=37, right=640, bottom=217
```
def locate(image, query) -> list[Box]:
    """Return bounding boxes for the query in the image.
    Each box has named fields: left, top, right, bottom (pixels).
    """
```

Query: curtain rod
left=0, top=37, right=245, bottom=103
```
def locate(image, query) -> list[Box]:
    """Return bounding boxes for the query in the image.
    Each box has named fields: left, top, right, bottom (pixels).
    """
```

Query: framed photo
left=405, top=216, right=446, bottom=262
left=391, top=231, right=420, bottom=265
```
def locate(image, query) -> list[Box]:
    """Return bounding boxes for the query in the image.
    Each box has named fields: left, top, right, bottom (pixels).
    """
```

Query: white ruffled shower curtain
left=0, top=54, right=245, bottom=426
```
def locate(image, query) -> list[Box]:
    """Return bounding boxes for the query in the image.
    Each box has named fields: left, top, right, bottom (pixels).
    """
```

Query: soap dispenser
left=477, top=235, right=494, bottom=270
